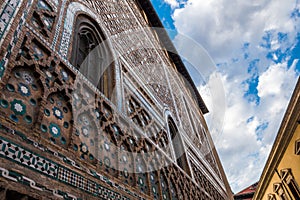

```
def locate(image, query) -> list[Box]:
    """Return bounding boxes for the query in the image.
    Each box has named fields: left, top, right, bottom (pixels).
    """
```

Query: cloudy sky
left=151, top=0, right=300, bottom=193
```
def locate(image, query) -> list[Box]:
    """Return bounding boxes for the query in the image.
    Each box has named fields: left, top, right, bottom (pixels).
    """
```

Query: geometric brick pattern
left=0, top=137, right=58, bottom=178
left=58, top=167, right=98, bottom=194
left=0, top=0, right=33, bottom=79
left=0, top=136, right=131, bottom=200
left=0, top=0, right=22, bottom=45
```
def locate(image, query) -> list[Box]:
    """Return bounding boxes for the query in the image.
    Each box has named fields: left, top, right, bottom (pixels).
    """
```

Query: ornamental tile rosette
left=49, top=123, right=61, bottom=138
left=10, top=99, right=26, bottom=116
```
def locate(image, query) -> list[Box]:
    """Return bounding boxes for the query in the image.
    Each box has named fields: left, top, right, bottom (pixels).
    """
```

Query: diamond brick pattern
left=0, top=138, right=58, bottom=177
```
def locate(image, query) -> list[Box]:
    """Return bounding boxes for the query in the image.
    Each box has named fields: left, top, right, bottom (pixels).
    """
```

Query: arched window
left=71, top=14, right=114, bottom=98
left=168, top=117, right=191, bottom=175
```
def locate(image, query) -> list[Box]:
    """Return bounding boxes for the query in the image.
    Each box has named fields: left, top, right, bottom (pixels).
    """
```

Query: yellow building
left=254, top=78, right=300, bottom=200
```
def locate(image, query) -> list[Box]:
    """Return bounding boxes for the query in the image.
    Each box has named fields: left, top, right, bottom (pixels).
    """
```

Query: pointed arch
left=118, top=140, right=135, bottom=187
left=70, top=14, right=114, bottom=99
left=135, top=154, right=150, bottom=195
left=71, top=14, right=104, bottom=69
left=160, top=171, right=171, bottom=200
left=41, top=91, right=73, bottom=149
left=0, top=66, right=43, bottom=130
left=170, top=178, right=179, bottom=200
left=167, top=116, right=191, bottom=176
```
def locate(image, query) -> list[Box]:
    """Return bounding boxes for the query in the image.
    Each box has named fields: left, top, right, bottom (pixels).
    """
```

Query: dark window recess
left=295, top=139, right=300, bottom=155
left=70, top=15, right=114, bottom=98
left=168, top=117, right=191, bottom=176
left=288, top=179, right=300, bottom=200
left=267, top=194, right=277, bottom=200
left=279, top=193, right=287, bottom=200
left=280, top=168, right=300, bottom=199
left=0, top=188, right=38, bottom=200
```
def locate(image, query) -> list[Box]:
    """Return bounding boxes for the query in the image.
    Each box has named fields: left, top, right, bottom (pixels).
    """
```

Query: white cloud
left=199, top=73, right=263, bottom=192
left=173, top=0, right=298, bottom=63
left=171, top=0, right=300, bottom=193
left=198, top=63, right=298, bottom=192
left=164, top=0, right=179, bottom=9
left=257, top=60, right=298, bottom=144
left=258, top=60, right=298, bottom=98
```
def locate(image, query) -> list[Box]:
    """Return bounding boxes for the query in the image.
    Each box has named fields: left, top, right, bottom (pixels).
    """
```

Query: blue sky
left=151, top=0, right=300, bottom=193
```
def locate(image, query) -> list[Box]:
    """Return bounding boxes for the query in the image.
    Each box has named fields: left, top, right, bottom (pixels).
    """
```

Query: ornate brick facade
left=0, top=0, right=232, bottom=199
